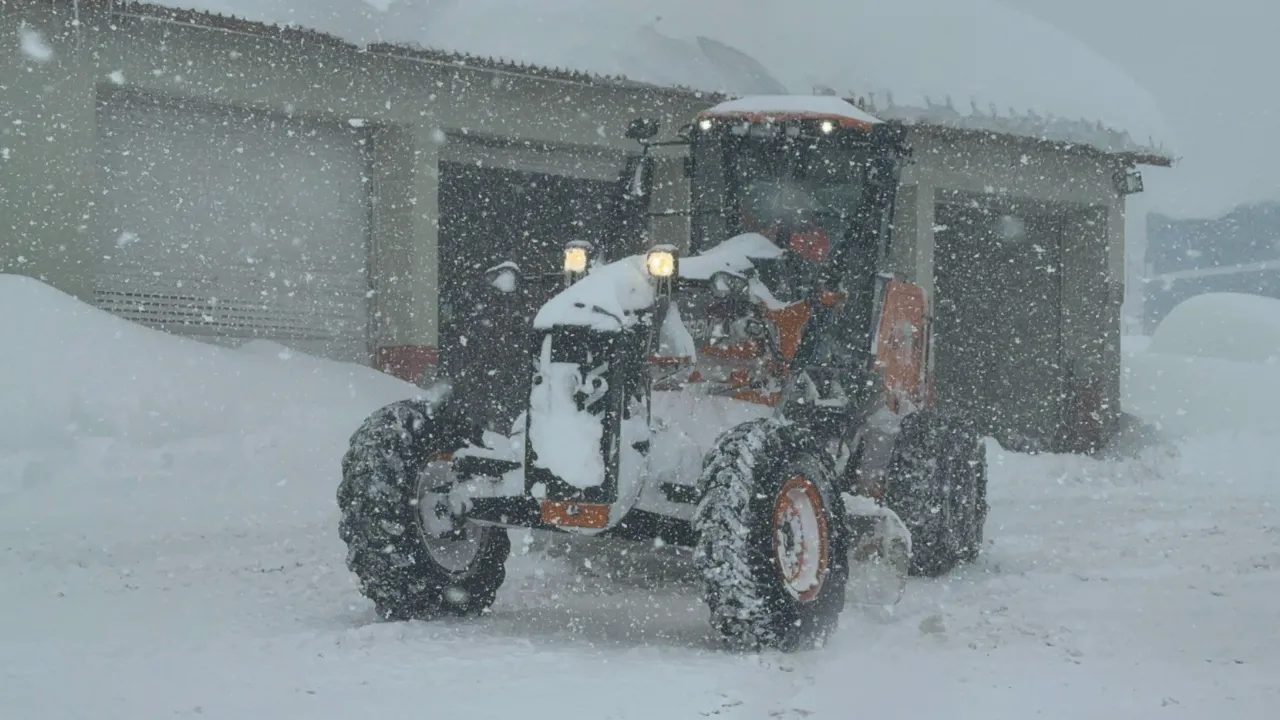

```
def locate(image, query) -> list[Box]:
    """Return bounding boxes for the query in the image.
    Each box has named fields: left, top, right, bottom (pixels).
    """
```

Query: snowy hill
left=2, top=276, right=1277, bottom=718
left=1124, top=292, right=1280, bottom=439
left=0, top=273, right=423, bottom=537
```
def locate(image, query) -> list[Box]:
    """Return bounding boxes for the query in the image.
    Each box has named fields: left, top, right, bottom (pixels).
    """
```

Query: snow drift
left=0, top=273, right=421, bottom=536
left=1123, top=292, right=1280, bottom=439
left=1147, top=292, right=1280, bottom=365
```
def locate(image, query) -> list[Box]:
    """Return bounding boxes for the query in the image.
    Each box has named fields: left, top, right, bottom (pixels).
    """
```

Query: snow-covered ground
left=2, top=276, right=1277, bottom=718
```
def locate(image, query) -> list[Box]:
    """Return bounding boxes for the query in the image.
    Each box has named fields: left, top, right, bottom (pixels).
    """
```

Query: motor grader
left=337, top=95, right=989, bottom=652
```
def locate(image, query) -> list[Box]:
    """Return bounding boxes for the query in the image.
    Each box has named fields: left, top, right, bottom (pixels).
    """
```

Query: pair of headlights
left=488, top=242, right=679, bottom=294
left=562, top=241, right=677, bottom=280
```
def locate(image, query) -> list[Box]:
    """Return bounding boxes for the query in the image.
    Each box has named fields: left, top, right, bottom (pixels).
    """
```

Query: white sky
left=1008, top=0, right=1278, bottom=219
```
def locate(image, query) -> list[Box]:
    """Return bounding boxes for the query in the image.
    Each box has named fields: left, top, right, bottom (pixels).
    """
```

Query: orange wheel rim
left=772, top=475, right=830, bottom=603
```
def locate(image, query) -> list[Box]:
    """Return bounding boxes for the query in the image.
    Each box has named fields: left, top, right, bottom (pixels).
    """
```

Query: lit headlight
left=645, top=246, right=677, bottom=278
left=820, top=119, right=835, bottom=134
left=563, top=241, right=592, bottom=275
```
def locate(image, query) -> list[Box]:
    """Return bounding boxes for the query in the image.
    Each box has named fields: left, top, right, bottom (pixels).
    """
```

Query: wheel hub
left=421, top=526, right=488, bottom=574
left=416, top=455, right=488, bottom=575
left=772, top=475, right=830, bottom=602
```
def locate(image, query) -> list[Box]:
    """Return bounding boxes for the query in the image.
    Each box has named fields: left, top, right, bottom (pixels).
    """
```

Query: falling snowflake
left=18, top=25, right=53, bottom=63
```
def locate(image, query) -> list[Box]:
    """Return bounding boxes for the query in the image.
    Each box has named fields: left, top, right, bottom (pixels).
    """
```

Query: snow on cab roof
left=698, top=96, right=883, bottom=129
left=129, top=0, right=1173, bottom=162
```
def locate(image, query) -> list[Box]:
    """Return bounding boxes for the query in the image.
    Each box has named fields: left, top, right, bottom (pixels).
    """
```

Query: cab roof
left=697, top=95, right=884, bottom=131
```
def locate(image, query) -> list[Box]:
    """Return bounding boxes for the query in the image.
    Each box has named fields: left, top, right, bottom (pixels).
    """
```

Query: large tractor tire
left=337, top=389, right=511, bottom=621
left=952, top=420, right=988, bottom=562
left=883, top=411, right=988, bottom=577
left=693, top=418, right=850, bottom=652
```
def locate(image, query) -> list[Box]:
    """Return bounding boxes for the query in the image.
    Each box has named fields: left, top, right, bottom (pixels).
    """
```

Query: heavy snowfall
left=2, top=279, right=1278, bottom=718
left=3, top=0, right=1280, bottom=718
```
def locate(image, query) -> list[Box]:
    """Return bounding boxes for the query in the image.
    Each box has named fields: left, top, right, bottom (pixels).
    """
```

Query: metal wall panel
left=94, top=91, right=373, bottom=363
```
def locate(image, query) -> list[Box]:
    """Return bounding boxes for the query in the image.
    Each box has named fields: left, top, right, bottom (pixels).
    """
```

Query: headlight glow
left=645, top=249, right=676, bottom=278
left=563, top=245, right=589, bottom=274
left=820, top=120, right=835, bottom=134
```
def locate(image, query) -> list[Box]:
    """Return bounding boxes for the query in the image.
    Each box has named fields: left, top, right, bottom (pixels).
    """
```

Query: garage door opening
left=94, top=89, right=374, bottom=364
left=933, top=199, right=1066, bottom=452
left=438, top=161, right=618, bottom=428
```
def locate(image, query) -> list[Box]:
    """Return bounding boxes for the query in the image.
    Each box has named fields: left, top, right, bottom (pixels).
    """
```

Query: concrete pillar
left=914, top=184, right=937, bottom=304
left=369, top=124, right=441, bottom=382
left=0, top=4, right=98, bottom=300
left=890, top=182, right=935, bottom=301
left=1059, top=203, right=1121, bottom=451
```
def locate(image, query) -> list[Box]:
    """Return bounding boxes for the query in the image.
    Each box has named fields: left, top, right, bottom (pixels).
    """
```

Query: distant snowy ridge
left=126, top=0, right=1173, bottom=160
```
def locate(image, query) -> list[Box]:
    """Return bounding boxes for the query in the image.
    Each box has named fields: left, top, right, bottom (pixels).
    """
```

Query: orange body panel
left=771, top=474, right=831, bottom=603
left=761, top=301, right=811, bottom=362
left=874, top=280, right=929, bottom=413
left=788, top=229, right=831, bottom=263
left=700, top=340, right=764, bottom=361
left=540, top=501, right=610, bottom=529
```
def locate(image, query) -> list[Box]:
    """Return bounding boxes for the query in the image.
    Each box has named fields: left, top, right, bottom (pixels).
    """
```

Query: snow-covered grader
left=337, top=96, right=988, bottom=651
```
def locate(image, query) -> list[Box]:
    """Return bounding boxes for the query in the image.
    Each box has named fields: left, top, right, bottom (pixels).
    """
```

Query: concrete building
left=1, top=1, right=1173, bottom=452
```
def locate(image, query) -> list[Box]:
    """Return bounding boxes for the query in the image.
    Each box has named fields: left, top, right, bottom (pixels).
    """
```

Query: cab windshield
left=726, top=135, right=869, bottom=247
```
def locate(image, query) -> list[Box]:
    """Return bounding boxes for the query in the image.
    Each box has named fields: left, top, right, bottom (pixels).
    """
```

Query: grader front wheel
left=694, top=418, right=851, bottom=652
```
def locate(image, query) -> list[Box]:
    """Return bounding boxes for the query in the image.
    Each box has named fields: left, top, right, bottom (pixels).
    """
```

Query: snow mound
left=1124, top=351, right=1280, bottom=439
left=1123, top=293, right=1280, bottom=439
left=0, top=274, right=415, bottom=452
left=1147, top=292, right=1280, bottom=365
left=0, top=274, right=421, bottom=535
left=152, top=0, right=1172, bottom=156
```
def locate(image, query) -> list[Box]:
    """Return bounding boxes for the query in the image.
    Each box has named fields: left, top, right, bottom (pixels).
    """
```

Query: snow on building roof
left=699, top=96, right=883, bottom=129
left=122, top=0, right=1175, bottom=162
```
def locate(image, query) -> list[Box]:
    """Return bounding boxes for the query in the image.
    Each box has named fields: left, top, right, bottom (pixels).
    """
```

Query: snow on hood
left=533, top=234, right=784, bottom=331
left=145, top=0, right=1174, bottom=157
left=533, top=256, right=655, bottom=332
left=679, top=232, right=785, bottom=281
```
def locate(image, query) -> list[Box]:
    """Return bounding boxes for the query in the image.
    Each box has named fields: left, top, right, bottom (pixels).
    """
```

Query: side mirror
left=626, top=118, right=660, bottom=142
left=484, top=261, right=522, bottom=293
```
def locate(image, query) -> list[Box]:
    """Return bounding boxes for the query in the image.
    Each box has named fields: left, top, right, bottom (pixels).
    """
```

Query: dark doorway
left=933, top=201, right=1066, bottom=452
left=438, top=162, right=617, bottom=430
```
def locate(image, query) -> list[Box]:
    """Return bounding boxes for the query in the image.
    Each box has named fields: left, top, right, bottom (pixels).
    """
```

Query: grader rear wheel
left=883, top=411, right=988, bottom=577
